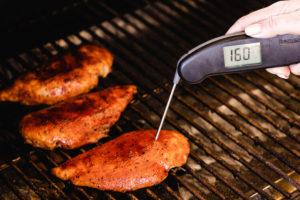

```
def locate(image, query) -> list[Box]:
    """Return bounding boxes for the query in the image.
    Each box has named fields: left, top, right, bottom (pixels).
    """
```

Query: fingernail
left=277, top=74, right=289, bottom=79
left=245, top=24, right=262, bottom=36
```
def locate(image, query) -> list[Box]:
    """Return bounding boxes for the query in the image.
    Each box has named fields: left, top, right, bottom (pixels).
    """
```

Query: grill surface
left=0, top=0, right=299, bottom=199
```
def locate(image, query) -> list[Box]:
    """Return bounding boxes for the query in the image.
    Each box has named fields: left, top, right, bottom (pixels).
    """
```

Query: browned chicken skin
left=52, top=130, right=190, bottom=192
left=20, top=85, right=137, bottom=150
left=0, top=44, right=113, bottom=105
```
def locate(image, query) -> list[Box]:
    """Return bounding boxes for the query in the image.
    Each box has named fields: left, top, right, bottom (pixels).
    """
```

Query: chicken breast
left=0, top=44, right=113, bottom=105
left=20, top=85, right=137, bottom=150
left=52, top=130, right=190, bottom=192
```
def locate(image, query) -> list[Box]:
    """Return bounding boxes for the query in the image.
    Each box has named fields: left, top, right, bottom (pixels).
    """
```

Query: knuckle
left=265, top=16, right=279, bottom=29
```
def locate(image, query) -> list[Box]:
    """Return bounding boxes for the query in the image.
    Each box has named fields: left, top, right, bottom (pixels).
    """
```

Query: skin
left=0, top=44, right=113, bottom=105
left=52, top=130, right=190, bottom=192
left=227, top=0, right=300, bottom=79
left=20, top=85, right=137, bottom=150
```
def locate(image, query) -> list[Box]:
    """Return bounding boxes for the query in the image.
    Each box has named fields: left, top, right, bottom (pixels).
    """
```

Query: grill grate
left=0, top=0, right=299, bottom=199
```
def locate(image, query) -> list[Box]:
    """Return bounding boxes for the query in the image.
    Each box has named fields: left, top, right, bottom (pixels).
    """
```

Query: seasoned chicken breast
left=0, top=44, right=113, bottom=105
left=52, top=130, right=190, bottom=192
left=20, top=85, right=137, bottom=150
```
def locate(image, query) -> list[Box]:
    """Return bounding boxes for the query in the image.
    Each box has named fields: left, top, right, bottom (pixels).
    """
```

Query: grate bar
left=256, top=71, right=300, bottom=101
left=226, top=74, right=300, bottom=127
left=289, top=75, right=300, bottom=89
left=243, top=73, right=300, bottom=115
left=209, top=76, right=300, bottom=142
left=0, top=173, right=25, bottom=200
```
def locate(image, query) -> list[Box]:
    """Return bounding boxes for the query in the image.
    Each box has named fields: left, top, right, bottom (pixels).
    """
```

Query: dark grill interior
left=0, top=0, right=299, bottom=199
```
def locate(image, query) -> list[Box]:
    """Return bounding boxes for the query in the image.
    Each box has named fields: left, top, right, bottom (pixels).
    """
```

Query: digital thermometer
left=177, top=32, right=300, bottom=84
left=155, top=33, right=300, bottom=140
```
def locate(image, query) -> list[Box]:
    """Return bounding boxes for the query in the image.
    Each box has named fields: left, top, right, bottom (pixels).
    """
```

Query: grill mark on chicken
left=52, top=130, right=190, bottom=192
left=20, top=85, right=137, bottom=150
left=0, top=44, right=113, bottom=105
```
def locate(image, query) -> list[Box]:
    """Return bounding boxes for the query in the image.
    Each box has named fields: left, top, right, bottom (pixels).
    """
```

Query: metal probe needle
left=155, top=83, right=178, bottom=140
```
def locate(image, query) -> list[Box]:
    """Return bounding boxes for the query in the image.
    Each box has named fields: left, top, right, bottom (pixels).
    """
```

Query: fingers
left=245, top=11, right=300, bottom=38
left=227, top=0, right=300, bottom=34
left=227, top=1, right=286, bottom=34
left=266, top=66, right=290, bottom=79
left=290, top=63, right=300, bottom=75
left=267, top=63, right=300, bottom=78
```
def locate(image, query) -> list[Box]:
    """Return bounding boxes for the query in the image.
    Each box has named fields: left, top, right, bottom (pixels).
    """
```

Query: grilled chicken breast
left=20, top=85, right=137, bottom=150
left=0, top=44, right=113, bottom=105
left=52, top=130, right=190, bottom=192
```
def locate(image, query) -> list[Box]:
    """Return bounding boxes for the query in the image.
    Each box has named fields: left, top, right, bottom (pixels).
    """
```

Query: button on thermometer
left=155, top=33, right=300, bottom=140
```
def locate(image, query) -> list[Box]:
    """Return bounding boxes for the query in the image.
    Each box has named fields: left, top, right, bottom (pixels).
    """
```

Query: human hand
left=227, top=0, right=300, bottom=79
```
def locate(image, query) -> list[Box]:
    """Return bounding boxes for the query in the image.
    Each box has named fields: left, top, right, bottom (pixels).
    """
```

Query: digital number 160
left=230, top=47, right=250, bottom=62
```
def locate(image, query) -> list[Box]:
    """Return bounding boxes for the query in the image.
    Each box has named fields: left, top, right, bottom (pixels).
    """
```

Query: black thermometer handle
left=177, top=33, right=300, bottom=84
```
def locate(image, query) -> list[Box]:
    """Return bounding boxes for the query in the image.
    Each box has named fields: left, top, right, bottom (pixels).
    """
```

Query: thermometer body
left=177, top=33, right=300, bottom=84
left=155, top=33, right=300, bottom=140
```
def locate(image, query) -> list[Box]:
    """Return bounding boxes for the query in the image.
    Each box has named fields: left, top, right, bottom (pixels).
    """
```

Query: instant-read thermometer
left=155, top=32, right=300, bottom=140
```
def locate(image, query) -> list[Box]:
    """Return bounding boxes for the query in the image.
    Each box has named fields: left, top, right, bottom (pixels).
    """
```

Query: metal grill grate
left=0, top=0, right=299, bottom=199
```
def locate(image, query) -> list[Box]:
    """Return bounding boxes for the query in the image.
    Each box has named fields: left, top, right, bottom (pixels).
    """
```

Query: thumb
left=245, top=11, right=300, bottom=38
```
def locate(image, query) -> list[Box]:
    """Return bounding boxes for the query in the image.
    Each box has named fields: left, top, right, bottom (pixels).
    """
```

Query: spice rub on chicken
left=52, top=130, right=190, bottom=192
left=0, top=44, right=113, bottom=105
left=20, top=85, right=137, bottom=150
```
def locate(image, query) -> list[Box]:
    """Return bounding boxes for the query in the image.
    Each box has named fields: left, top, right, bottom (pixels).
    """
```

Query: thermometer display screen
left=223, top=43, right=262, bottom=68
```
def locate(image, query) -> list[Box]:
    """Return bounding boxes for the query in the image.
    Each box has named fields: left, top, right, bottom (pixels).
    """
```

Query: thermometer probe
left=155, top=32, right=300, bottom=140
